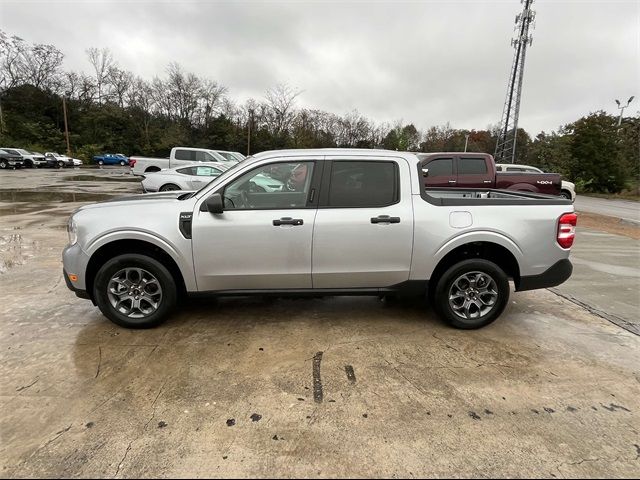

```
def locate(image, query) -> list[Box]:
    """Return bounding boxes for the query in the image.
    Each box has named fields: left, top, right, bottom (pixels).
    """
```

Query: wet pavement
left=0, top=170, right=639, bottom=478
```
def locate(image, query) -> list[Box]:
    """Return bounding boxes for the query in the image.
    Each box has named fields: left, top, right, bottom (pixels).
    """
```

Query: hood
left=76, top=191, right=192, bottom=211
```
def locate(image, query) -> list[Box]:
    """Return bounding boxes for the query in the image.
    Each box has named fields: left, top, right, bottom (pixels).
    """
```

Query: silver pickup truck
left=63, top=149, right=576, bottom=330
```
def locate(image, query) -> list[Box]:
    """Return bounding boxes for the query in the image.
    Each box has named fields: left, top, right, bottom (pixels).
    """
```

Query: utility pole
left=615, top=96, right=634, bottom=126
left=62, top=96, right=71, bottom=155
left=464, top=134, right=470, bottom=152
left=247, top=108, right=254, bottom=156
left=495, top=0, right=536, bottom=164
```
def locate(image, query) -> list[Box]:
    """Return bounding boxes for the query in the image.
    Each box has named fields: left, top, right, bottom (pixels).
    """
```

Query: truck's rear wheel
left=93, top=253, right=177, bottom=328
left=433, top=259, right=509, bottom=329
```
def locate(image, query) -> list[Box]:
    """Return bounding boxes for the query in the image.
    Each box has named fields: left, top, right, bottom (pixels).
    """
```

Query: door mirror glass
left=206, top=193, right=224, bottom=214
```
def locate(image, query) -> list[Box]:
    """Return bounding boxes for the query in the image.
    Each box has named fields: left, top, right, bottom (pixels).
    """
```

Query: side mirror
left=421, top=167, right=429, bottom=177
left=205, top=193, right=224, bottom=214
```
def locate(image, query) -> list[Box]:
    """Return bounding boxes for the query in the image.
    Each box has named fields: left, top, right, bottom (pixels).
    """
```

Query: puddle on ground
left=64, top=175, right=141, bottom=183
left=0, top=191, right=119, bottom=203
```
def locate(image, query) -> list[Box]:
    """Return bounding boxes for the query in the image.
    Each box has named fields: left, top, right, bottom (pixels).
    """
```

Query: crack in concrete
left=95, top=347, right=102, bottom=379
left=548, top=288, right=639, bottom=336
left=143, top=377, right=169, bottom=430
left=113, top=441, right=132, bottom=478
left=16, top=377, right=39, bottom=392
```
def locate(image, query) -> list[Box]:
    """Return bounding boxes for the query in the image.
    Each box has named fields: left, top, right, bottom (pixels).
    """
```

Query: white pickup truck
left=63, top=148, right=576, bottom=330
left=130, top=147, right=242, bottom=175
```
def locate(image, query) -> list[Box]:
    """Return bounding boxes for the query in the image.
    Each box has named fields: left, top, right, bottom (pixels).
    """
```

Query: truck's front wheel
left=93, top=254, right=177, bottom=328
left=433, top=259, right=509, bottom=329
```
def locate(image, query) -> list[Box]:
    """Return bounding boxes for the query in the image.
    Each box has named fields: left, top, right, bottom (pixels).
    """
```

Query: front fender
left=85, top=229, right=197, bottom=290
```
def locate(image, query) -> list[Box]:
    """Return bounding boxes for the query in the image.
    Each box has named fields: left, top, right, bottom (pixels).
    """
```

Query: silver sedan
left=141, top=163, right=230, bottom=192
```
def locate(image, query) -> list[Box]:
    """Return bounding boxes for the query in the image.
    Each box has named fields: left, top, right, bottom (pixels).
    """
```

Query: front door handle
left=448, top=180, right=457, bottom=183
left=371, top=215, right=400, bottom=224
left=273, top=217, right=304, bottom=226
left=483, top=180, right=492, bottom=184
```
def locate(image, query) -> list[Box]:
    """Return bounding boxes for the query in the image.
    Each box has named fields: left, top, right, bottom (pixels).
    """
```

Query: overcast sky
left=2, top=0, right=638, bottom=135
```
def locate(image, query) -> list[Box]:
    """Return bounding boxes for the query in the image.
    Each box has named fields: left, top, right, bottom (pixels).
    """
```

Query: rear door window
left=174, top=149, right=194, bottom=161
left=459, top=158, right=488, bottom=174
left=327, top=161, right=397, bottom=208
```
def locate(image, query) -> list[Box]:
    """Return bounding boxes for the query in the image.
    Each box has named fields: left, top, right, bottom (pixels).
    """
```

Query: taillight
left=129, top=159, right=136, bottom=168
left=557, top=212, right=577, bottom=249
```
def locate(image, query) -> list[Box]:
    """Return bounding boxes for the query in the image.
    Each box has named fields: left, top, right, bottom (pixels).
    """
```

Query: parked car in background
left=130, top=147, right=238, bottom=175
left=0, top=149, right=24, bottom=169
left=417, top=152, right=562, bottom=196
left=213, top=150, right=245, bottom=163
left=496, top=163, right=576, bottom=201
left=93, top=153, right=130, bottom=166
left=0, top=148, right=46, bottom=167
left=44, top=152, right=74, bottom=168
left=141, top=162, right=231, bottom=192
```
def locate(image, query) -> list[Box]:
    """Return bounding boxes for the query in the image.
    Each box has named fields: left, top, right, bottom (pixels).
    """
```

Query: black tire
left=120, top=160, right=126, bottom=166
left=0, top=160, right=7, bottom=169
left=93, top=253, right=177, bottom=328
left=159, top=183, right=181, bottom=192
left=433, top=259, right=509, bottom=329
left=560, top=190, right=571, bottom=200
left=57, top=161, right=65, bottom=168
left=97, top=160, right=104, bottom=166
left=146, top=167, right=161, bottom=173
left=25, top=159, right=34, bottom=168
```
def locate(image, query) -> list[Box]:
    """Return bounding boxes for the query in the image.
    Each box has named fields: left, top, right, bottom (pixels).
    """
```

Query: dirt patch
left=577, top=211, right=640, bottom=240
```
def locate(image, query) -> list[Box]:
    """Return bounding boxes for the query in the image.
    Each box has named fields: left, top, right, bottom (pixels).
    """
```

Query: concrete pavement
left=574, top=196, right=640, bottom=225
left=1, top=179, right=639, bottom=478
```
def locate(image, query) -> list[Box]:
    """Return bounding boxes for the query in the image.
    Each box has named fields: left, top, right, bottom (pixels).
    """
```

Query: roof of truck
left=252, top=148, right=419, bottom=160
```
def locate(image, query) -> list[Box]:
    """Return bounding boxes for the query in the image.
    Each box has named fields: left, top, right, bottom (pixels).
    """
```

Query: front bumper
left=516, top=259, right=573, bottom=291
left=63, top=268, right=91, bottom=300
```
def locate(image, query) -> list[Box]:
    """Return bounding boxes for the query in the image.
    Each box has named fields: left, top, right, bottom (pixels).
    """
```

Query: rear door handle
left=371, top=215, right=400, bottom=224
left=448, top=180, right=457, bottom=183
left=483, top=180, right=492, bottom=184
left=273, top=217, right=304, bottom=226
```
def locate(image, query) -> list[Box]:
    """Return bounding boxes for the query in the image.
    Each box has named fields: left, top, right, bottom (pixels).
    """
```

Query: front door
left=312, top=158, right=414, bottom=288
left=192, top=159, right=321, bottom=291
left=422, top=156, right=457, bottom=188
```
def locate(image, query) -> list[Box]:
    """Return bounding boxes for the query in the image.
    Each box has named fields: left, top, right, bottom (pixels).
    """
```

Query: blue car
left=93, top=153, right=129, bottom=166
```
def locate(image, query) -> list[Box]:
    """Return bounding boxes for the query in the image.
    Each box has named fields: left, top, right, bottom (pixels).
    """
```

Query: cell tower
left=494, top=0, right=536, bottom=164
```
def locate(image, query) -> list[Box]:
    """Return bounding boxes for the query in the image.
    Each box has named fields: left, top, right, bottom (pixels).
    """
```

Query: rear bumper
left=516, top=259, right=573, bottom=291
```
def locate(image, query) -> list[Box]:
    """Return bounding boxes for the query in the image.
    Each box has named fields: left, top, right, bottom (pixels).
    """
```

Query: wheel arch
left=85, top=238, right=188, bottom=302
left=429, top=240, right=522, bottom=295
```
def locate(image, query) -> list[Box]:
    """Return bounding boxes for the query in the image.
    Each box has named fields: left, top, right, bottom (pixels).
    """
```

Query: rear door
left=455, top=156, right=493, bottom=188
left=312, top=157, right=414, bottom=288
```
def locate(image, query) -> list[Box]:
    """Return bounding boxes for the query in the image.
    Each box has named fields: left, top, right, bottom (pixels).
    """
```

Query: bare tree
left=86, top=47, right=113, bottom=104
left=0, top=31, right=26, bottom=89
left=106, top=66, right=133, bottom=107
left=264, top=83, right=303, bottom=136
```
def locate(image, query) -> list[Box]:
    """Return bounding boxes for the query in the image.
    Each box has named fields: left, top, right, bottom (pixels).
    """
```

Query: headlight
left=67, top=216, right=78, bottom=245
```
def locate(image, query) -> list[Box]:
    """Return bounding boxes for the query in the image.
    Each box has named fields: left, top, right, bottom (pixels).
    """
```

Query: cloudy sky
left=2, top=0, right=638, bottom=135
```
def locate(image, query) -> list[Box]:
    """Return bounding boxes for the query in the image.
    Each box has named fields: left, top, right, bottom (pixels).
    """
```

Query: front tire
left=97, top=160, right=104, bottom=166
left=433, top=259, right=509, bottom=329
left=120, top=160, right=126, bottom=166
left=0, top=160, right=7, bottom=169
left=93, top=254, right=177, bottom=328
left=159, top=183, right=181, bottom=192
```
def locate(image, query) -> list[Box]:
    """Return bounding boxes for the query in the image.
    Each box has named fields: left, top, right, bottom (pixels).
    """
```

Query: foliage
left=0, top=29, right=638, bottom=194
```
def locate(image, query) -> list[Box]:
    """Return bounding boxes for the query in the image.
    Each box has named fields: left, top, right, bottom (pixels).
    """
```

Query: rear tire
left=159, top=183, right=181, bottom=192
left=560, top=190, right=571, bottom=200
left=433, top=259, right=509, bottom=329
left=93, top=254, right=177, bottom=328
left=0, top=160, right=7, bottom=169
